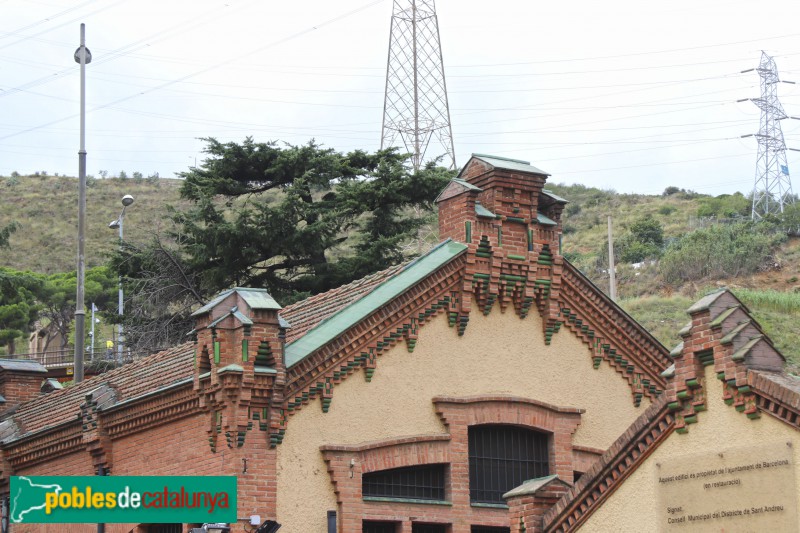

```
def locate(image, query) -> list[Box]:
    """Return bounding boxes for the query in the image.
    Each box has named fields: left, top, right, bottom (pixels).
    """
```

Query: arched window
left=468, top=425, right=550, bottom=504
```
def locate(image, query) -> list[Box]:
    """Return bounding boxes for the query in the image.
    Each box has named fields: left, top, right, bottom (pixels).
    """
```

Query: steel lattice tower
left=381, top=0, right=456, bottom=171
left=749, top=51, right=794, bottom=219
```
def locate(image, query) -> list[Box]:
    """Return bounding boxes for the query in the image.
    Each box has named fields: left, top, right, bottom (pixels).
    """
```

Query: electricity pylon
left=380, top=0, right=456, bottom=171
left=743, top=51, right=795, bottom=219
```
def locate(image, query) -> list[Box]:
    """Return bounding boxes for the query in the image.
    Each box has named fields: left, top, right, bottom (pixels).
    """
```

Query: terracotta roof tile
left=6, top=343, right=194, bottom=438
left=280, top=262, right=407, bottom=344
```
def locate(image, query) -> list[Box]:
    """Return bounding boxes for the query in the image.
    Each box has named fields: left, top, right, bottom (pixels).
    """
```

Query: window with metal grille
left=468, top=424, right=550, bottom=504
left=363, top=521, right=398, bottom=533
left=412, top=523, right=448, bottom=533
left=148, top=525, right=182, bottom=533
left=362, top=464, right=446, bottom=501
left=471, top=527, right=510, bottom=533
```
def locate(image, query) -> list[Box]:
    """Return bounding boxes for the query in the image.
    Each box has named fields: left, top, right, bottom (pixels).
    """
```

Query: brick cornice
left=2, top=421, right=84, bottom=470
left=559, top=260, right=669, bottom=403
left=102, top=382, right=201, bottom=439
left=542, top=396, right=674, bottom=532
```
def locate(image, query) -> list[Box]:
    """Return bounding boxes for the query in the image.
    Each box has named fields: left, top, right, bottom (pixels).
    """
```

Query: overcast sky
left=2, top=0, right=799, bottom=196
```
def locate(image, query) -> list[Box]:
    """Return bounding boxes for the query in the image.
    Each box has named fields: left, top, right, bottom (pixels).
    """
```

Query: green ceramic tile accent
left=465, top=221, right=472, bottom=242
left=242, top=339, right=248, bottom=362
left=506, top=216, right=525, bottom=224
left=497, top=226, right=503, bottom=246
left=213, top=341, right=220, bottom=364
left=284, top=240, right=466, bottom=368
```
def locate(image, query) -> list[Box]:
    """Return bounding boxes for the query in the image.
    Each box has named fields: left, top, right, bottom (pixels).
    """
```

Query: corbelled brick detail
left=667, top=289, right=786, bottom=433
left=437, top=156, right=670, bottom=405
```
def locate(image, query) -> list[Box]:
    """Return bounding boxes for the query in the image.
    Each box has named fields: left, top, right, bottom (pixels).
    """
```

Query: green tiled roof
left=192, top=287, right=282, bottom=317
left=452, top=177, right=482, bottom=191
left=537, top=212, right=557, bottom=226
left=475, top=203, right=499, bottom=219
left=284, top=239, right=467, bottom=368
left=542, top=189, right=569, bottom=204
left=469, top=153, right=549, bottom=176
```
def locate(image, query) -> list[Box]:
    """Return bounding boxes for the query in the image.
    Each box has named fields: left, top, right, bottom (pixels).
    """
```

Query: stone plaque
left=655, top=440, right=797, bottom=532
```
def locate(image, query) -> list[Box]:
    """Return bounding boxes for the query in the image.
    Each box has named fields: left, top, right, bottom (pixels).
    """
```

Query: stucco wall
left=276, top=306, right=650, bottom=532
left=579, top=366, right=799, bottom=532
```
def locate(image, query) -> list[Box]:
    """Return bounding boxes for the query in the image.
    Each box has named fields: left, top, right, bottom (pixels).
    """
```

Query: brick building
left=1, top=154, right=796, bottom=532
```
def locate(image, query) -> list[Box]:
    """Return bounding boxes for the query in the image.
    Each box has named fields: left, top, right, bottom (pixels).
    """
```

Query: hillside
left=0, top=174, right=187, bottom=273
left=2, top=172, right=798, bottom=367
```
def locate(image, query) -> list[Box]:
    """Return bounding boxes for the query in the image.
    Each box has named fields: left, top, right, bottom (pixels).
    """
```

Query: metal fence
left=3, top=349, right=152, bottom=369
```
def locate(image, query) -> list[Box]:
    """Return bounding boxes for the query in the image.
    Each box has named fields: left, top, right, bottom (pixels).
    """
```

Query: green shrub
left=659, top=222, right=785, bottom=284
left=658, top=205, right=676, bottom=216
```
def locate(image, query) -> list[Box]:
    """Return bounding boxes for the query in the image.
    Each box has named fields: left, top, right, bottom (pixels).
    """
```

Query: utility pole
left=741, top=51, right=796, bottom=219
left=607, top=215, right=617, bottom=302
left=73, top=23, right=91, bottom=383
left=381, top=0, right=456, bottom=171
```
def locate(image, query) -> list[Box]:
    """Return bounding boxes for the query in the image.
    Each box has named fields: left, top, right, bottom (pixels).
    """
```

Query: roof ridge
left=471, top=153, right=530, bottom=165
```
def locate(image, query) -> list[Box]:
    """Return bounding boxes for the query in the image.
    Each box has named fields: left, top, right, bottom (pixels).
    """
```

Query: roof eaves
left=536, top=212, right=557, bottom=226
left=471, top=153, right=550, bottom=176
left=452, top=177, right=482, bottom=191
left=475, top=202, right=499, bottom=219
left=284, top=239, right=468, bottom=368
left=541, top=189, right=569, bottom=204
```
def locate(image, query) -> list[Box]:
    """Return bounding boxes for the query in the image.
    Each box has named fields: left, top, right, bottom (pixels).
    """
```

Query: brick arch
left=434, top=395, right=583, bottom=437
left=321, top=395, right=586, bottom=533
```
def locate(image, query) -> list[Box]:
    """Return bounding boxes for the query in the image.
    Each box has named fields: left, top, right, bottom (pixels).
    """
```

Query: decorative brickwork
left=322, top=395, right=587, bottom=533
left=0, top=154, right=688, bottom=531
left=540, top=289, right=800, bottom=532
left=666, top=290, right=785, bottom=433
left=541, top=396, right=674, bottom=532
left=436, top=156, right=670, bottom=406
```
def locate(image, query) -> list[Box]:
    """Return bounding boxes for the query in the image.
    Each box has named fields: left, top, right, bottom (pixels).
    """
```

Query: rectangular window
left=363, top=521, right=397, bottom=533
left=471, top=527, right=511, bottom=533
left=363, top=464, right=446, bottom=501
left=468, top=425, right=549, bottom=504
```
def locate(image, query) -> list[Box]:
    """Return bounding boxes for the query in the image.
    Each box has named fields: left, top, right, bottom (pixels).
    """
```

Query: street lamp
left=109, top=194, right=134, bottom=360
left=73, top=23, right=92, bottom=383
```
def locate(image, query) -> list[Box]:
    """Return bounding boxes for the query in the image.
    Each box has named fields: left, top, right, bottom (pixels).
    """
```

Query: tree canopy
left=111, top=139, right=454, bottom=354
left=0, top=268, right=42, bottom=354
left=0, top=222, right=18, bottom=249
left=173, top=138, right=452, bottom=301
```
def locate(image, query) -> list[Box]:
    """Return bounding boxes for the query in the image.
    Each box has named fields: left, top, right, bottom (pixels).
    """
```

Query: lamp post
left=73, top=23, right=92, bottom=383
left=109, top=194, right=134, bottom=361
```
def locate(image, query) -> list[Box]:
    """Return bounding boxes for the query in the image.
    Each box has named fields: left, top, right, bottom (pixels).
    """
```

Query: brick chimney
left=0, top=359, right=48, bottom=413
left=435, top=154, right=568, bottom=336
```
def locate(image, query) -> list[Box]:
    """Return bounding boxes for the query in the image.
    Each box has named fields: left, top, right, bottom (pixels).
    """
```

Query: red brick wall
left=0, top=371, right=45, bottom=413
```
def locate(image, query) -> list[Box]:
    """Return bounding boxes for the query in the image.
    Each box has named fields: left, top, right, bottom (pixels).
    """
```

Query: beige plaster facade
left=276, top=305, right=650, bottom=532
left=580, top=365, right=799, bottom=532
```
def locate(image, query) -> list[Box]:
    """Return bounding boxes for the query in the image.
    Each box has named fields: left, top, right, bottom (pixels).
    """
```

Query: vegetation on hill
left=0, top=172, right=187, bottom=273
left=2, top=167, right=799, bottom=369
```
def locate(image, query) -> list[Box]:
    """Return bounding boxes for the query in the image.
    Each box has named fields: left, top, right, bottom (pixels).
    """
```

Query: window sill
left=363, top=497, right=452, bottom=506
left=471, top=502, right=509, bottom=509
